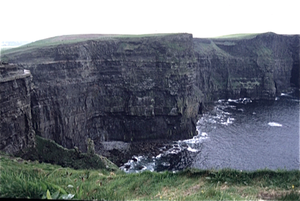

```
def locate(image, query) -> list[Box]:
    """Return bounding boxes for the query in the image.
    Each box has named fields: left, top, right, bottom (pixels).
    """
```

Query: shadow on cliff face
left=290, top=61, right=299, bottom=89
left=289, top=34, right=300, bottom=90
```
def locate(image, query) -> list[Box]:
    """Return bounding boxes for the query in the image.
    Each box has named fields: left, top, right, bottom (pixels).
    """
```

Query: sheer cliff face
left=194, top=33, right=299, bottom=101
left=0, top=64, right=35, bottom=154
left=2, top=32, right=299, bottom=154
left=4, top=34, right=201, bottom=151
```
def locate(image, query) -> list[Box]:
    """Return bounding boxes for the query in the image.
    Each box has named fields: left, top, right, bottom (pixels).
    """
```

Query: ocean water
left=121, top=91, right=300, bottom=173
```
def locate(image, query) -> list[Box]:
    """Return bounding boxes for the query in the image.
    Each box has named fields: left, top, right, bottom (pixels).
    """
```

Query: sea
left=120, top=90, right=300, bottom=173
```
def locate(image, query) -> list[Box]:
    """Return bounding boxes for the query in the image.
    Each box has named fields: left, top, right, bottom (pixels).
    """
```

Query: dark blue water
left=193, top=93, right=299, bottom=171
left=121, top=91, right=299, bottom=173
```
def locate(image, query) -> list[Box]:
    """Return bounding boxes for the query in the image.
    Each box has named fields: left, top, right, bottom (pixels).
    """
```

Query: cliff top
left=1, top=33, right=189, bottom=56
left=211, top=33, right=260, bottom=40
left=1, top=32, right=298, bottom=63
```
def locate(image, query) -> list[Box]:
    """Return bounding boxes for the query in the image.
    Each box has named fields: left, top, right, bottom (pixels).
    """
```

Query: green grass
left=1, top=153, right=299, bottom=200
left=213, top=33, right=260, bottom=40
left=17, top=135, right=119, bottom=171
left=1, top=33, right=181, bottom=56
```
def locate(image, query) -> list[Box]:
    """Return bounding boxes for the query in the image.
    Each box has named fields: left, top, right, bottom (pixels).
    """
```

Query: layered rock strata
left=194, top=32, right=299, bottom=101
left=3, top=34, right=202, bottom=153
left=0, top=62, right=35, bottom=154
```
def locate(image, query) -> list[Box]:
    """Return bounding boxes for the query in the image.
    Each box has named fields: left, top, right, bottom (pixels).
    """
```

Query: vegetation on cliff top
left=1, top=153, right=299, bottom=200
left=0, top=33, right=182, bottom=56
left=213, top=33, right=260, bottom=40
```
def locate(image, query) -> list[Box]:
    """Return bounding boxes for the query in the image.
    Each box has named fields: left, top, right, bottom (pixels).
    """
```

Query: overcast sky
left=1, top=0, right=299, bottom=42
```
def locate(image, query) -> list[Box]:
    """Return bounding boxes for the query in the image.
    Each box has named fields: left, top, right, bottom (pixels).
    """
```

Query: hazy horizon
left=1, top=0, right=299, bottom=43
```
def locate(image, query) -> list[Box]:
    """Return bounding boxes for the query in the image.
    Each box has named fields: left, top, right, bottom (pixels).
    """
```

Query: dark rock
left=0, top=61, right=8, bottom=65
left=2, top=33, right=201, bottom=154
left=194, top=32, right=300, bottom=102
left=0, top=63, right=35, bottom=155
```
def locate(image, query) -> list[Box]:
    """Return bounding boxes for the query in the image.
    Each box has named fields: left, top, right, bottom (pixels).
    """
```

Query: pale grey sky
left=1, top=0, right=299, bottom=42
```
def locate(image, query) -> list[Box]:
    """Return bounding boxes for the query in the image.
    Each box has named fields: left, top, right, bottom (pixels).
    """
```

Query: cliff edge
left=0, top=62, right=35, bottom=154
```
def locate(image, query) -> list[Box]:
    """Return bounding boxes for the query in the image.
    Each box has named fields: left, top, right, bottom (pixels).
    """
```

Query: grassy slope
left=1, top=153, right=299, bottom=200
left=1, top=33, right=180, bottom=56
left=17, top=136, right=119, bottom=171
left=212, top=33, right=260, bottom=40
left=0, top=32, right=268, bottom=64
left=193, top=33, right=262, bottom=57
left=1, top=32, right=289, bottom=57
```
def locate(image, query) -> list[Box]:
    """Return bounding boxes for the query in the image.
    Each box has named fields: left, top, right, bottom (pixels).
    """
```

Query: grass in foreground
left=0, top=153, right=299, bottom=200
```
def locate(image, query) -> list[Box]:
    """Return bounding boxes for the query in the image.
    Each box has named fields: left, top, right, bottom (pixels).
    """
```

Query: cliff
left=0, top=62, right=35, bottom=154
left=194, top=32, right=299, bottom=101
left=2, top=34, right=202, bottom=153
left=1, top=32, right=299, bottom=163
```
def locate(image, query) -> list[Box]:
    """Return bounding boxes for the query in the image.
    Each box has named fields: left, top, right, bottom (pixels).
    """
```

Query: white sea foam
left=187, top=146, right=199, bottom=152
left=228, top=98, right=252, bottom=104
left=221, top=117, right=234, bottom=125
left=156, top=154, right=162, bottom=159
left=161, top=162, right=170, bottom=166
left=218, top=99, right=226, bottom=103
left=24, top=69, right=30, bottom=74
left=228, top=98, right=237, bottom=103
left=268, top=122, right=283, bottom=127
left=201, top=132, right=208, bottom=137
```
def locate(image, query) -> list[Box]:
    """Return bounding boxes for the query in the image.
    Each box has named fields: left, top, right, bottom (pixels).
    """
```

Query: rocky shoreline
left=97, top=139, right=173, bottom=166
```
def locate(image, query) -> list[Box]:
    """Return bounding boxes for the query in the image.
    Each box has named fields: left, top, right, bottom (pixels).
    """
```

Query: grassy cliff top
left=212, top=33, right=260, bottom=40
left=1, top=152, right=299, bottom=200
left=1, top=33, right=187, bottom=56
left=21, top=33, right=183, bottom=46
